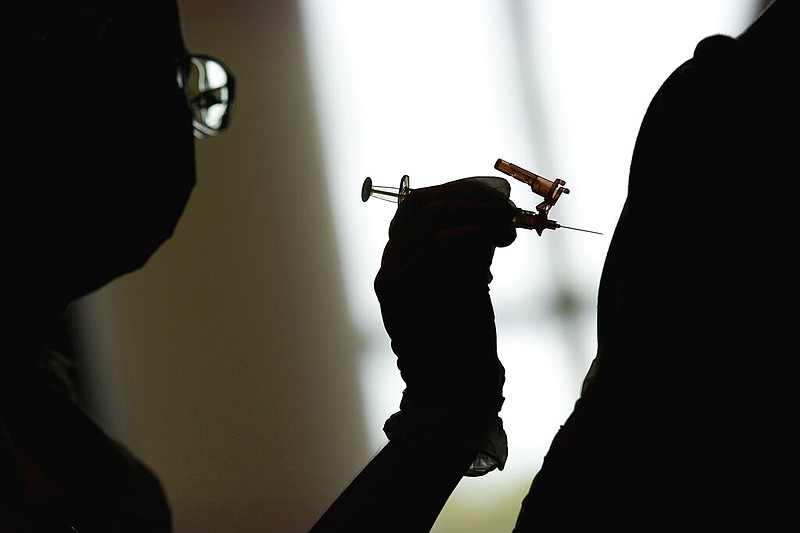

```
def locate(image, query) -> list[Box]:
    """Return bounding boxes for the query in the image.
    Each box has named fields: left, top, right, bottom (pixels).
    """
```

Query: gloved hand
left=375, top=177, right=518, bottom=475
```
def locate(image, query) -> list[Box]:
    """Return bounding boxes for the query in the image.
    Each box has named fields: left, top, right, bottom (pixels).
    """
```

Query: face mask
left=8, top=0, right=200, bottom=307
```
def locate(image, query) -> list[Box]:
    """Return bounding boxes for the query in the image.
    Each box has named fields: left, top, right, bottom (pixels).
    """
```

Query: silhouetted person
left=310, top=1, right=798, bottom=531
left=2, top=0, right=233, bottom=530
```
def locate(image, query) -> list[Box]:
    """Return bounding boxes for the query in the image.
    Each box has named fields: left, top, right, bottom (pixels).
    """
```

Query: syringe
left=362, top=163, right=601, bottom=236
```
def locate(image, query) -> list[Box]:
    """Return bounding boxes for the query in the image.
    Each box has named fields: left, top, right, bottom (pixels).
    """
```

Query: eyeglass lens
left=183, top=55, right=235, bottom=138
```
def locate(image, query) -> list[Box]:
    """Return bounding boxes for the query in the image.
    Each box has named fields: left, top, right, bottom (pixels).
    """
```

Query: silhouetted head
left=7, top=0, right=226, bottom=328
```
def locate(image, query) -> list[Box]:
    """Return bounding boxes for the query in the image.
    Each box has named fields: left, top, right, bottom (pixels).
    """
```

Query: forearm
left=309, top=436, right=477, bottom=533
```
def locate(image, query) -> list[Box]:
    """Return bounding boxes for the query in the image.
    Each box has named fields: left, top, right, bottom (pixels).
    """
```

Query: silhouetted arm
left=311, top=179, right=519, bottom=532
left=308, top=436, right=477, bottom=532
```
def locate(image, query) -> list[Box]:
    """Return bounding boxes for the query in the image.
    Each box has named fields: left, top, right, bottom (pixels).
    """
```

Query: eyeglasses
left=177, top=54, right=236, bottom=139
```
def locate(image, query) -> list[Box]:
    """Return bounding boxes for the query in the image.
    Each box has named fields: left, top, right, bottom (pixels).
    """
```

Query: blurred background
left=68, top=1, right=760, bottom=531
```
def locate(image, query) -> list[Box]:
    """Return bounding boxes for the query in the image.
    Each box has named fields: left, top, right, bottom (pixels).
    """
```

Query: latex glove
left=375, top=177, right=517, bottom=475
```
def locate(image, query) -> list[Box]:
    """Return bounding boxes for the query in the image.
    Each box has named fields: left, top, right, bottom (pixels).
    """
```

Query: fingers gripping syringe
left=361, top=159, right=601, bottom=236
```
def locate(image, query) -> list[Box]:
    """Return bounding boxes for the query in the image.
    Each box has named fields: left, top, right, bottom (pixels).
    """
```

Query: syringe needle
left=556, top=224, right=603, bottom=235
